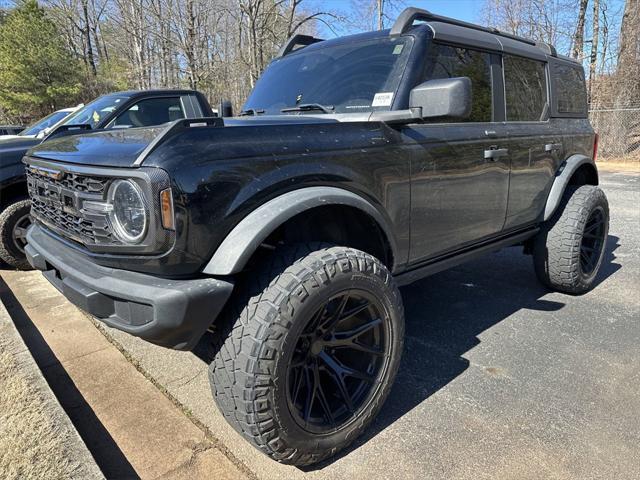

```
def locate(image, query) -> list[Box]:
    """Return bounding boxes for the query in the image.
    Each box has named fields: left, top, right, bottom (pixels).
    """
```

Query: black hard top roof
left=279, top=7, right=581, bottom=66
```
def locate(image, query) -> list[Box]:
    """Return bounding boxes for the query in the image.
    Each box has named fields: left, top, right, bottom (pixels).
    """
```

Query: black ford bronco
left=23, top=8, right=608, bottom=466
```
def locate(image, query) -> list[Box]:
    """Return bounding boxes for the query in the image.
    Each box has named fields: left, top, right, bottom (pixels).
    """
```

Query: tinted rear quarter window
left=423, top=44, right=493, bottom=122
left=553, top=63, right=587, bottom=115
left=504, top=55, right=548, bottom=121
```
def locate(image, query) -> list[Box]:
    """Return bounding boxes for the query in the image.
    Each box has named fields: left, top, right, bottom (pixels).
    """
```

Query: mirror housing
left=410, top=77, right=472, bottom=119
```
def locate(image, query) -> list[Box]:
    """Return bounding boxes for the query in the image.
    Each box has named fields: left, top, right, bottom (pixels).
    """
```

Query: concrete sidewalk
left=0, top=272, right=249, bottom=480
left=0, top=300, right=103, bottom=479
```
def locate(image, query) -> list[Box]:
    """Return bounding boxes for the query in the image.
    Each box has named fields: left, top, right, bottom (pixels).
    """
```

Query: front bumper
left=25, top=225, right=234, bottom=350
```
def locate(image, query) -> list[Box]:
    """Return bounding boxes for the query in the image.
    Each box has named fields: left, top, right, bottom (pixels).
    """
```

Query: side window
left=112, top=97, right=185, bottom=128
left=504, top=55, right=548, bottom=121
left=423, top=44, right=493, bottom=122
left=554, top=63, right=587, bottom=115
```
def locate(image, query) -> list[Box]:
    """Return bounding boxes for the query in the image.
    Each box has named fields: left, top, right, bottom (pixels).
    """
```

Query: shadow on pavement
left=0, top=277, right=140, bottom=480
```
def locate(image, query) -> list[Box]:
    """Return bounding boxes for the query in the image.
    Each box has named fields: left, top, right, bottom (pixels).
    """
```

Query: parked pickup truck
left=0, top=89, right=213, bottom=269
left=23, top=8, right=608, bottom=466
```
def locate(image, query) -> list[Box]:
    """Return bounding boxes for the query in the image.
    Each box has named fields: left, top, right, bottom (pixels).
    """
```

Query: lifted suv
left=24, top=8, right=608, bottom=466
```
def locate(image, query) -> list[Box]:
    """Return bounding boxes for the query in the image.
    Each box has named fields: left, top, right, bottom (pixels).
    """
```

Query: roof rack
left=277, top=34, right=324, bottom=58
left=390, top=7, right=556, bottom=56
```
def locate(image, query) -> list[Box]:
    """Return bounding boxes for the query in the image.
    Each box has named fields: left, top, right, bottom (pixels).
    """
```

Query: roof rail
left=535, top=41, right=558, bottom=56
left=277, top=34, right=324, bottom=58
left=390, top=7, right=542, bottom=48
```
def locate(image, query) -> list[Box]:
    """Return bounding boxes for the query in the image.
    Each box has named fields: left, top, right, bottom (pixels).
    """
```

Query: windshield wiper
left=281, top=103, right=335, bottom=114
left=239, top=108, right=265, bottom=116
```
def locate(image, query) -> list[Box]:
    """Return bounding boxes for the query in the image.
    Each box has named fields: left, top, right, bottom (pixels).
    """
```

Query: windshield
left=20, top=110, right=71, bottom=136
left=243, top=36, right=413, bottom=115
left=62, top=95, right=130, bottom=128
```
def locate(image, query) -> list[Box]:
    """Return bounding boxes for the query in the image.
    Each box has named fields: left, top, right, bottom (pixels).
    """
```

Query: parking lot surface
left=3, top=170, right=639, bottom=479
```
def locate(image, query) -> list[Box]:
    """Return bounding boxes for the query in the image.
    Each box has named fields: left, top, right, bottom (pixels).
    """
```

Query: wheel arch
left=202, top=187, right=399, bottom=275
left=543, top=155, right=599, bottom=221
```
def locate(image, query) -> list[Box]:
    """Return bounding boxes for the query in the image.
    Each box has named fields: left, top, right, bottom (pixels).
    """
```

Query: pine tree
left=0, top=0, right=82, bottom=121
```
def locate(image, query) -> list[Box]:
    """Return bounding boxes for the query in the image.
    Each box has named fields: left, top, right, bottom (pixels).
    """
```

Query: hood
left=27, top=126, right=166, bottom=168
left=27, top=115, right=348, bottom=168
left=0, top=136, right=42, bottom=166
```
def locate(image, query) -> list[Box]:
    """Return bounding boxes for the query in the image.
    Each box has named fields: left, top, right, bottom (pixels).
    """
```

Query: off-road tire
left=0, top=199, right=32, bottom=270
left=533, top=185, right=609, bottom=294
left=208, top=243, right=404, bottom=466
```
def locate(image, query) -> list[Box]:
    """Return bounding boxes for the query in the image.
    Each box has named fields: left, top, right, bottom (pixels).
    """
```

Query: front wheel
left=209, top=244, right=404, bottom=466
left=533, top=185, right=609, bottom=294
left=0, top=198, right=33, bottom=270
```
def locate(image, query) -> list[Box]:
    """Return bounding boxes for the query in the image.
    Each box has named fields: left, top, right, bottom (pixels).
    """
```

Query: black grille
left=27, top=166, right=108, bottom=194
left=26, top=166, right=115, bottom=245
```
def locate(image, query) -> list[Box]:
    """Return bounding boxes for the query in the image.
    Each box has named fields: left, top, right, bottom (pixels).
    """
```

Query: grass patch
left=0, top=344, right=89, bottom=479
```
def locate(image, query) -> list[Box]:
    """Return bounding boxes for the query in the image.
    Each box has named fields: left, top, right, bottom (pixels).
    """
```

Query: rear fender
left=543, top=154, right=598, bottom=221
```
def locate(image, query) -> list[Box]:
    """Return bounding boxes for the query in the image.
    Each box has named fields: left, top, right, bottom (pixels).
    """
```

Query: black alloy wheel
left=579, top=206, right=606, bottom=275
left=287, top=290, right=390, bottom=434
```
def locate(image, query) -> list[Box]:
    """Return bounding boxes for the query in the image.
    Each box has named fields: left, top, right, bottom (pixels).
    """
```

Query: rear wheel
left=533, top=185, right=609, bottom=294
left=209, top=244, right=404, bottom=466
left=0, top=199, right=32, bottom=270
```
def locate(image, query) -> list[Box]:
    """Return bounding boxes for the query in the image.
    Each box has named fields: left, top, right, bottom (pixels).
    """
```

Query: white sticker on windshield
left=372, top=92, right=394, bottom=107
left=393, top=44, right=404, bottom=55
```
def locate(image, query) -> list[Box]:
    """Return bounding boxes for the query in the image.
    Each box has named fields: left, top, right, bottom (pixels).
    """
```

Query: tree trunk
left=616, top=0, right=640, bottom=107
left=588, top=0, right=600, bottom=104
left=571, top=0, right=588, bottom=59
left=617, top=0, right=639, bottom=72
left=377, top=0, right=384, bottom=30
left=599, top=1, right=608, bottom=71
left=81, top=0, right=97, bottom=76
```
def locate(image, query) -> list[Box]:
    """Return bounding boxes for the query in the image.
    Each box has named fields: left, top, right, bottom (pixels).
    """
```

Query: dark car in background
left=0, top=125, right=24, bottom=136
left=0, top=89, right=213, bottom=269
left=23, top=8, right=608, bottom=467
left=1, top=106, right=81, bottom=141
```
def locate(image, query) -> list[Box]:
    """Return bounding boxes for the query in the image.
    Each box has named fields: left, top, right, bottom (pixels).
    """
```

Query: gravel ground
left=96, top=170, right=639, bottom=480
left=0, top=303, right=103, bottom=480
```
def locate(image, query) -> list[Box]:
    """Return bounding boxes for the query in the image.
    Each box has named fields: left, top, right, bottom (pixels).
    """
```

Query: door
left=501, top=54, right=560, bottom=229
left=406, top=44, right=510, bottom=264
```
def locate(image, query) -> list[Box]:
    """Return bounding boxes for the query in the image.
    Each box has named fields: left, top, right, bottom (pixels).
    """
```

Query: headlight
left=108, top=180, right=147, bottom=243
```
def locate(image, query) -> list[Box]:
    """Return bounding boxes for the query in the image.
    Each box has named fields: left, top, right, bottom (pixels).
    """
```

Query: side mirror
left=410, top=77, right=472, bottom=119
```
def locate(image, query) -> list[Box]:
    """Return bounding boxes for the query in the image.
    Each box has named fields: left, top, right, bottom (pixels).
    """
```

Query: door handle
left=484, top=147, right=509, bottom=160
left=545, top=143, right=562, bottom=152
left=484, top=129, right=498, bottom=138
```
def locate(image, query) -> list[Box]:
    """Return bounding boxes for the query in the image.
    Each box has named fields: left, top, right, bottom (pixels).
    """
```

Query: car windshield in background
left=62, top=95, right=130, bottom=128
left=20, top=110, right=70, bottom=136
left=242, top=37, right=413, bottom=115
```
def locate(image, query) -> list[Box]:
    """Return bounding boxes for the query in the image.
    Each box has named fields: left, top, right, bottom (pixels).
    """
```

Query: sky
left=311, top=0, right=482, bottom=37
